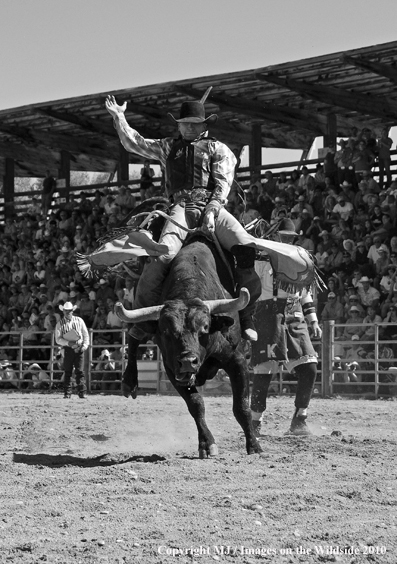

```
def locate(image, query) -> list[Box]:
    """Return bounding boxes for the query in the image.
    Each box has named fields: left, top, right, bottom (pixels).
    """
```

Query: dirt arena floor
left=0, top=391, right=396, bottom=564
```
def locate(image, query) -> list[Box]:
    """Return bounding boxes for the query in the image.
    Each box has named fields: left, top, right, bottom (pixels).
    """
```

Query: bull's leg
left=224, top=355, right=262, bottom=455
left=167, top=371, right=217, bottom=458
left=121, top=334, right=141, bottom=399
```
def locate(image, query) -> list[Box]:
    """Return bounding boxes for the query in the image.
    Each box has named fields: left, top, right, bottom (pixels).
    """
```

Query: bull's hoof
left=198, top=444, right=219, bottom=458
left=247, top=439, right=263, bottom=454
left=286, top=415, right=312, bottom=436
left=121, top=382, right=138, bottom=399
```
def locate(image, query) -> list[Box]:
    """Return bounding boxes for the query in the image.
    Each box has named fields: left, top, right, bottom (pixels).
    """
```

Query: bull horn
left=203, top=287, right=250, bottom=315
left=114, top=302, right=163, bottom=323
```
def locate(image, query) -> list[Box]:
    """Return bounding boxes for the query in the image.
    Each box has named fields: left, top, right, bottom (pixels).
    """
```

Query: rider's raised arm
left=106, top=95, right=170, bottom=167
left=113, top=114, right=171, bottom=167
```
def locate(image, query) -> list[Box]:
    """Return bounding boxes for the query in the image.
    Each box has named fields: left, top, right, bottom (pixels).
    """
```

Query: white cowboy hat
left=59, top=302, right=77, bottom=312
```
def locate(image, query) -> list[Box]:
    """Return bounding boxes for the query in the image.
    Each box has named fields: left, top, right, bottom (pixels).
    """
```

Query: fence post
left=322, top=320, right=334, bottom=396
left=374, top=324, right=379, bottom=399
left=87, top=329, right=93, bottom=393
left=49, top=333, right=55, bottom=388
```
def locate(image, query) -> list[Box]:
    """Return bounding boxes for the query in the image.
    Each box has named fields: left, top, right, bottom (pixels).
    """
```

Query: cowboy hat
left=168, top=101, right=217, bottom=124
left=59, top=302, right=77, bottom=312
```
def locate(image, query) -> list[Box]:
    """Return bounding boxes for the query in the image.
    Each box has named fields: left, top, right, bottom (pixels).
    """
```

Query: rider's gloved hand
left=203, top=200, right=221, bottom=234
left=202, top=211, right=215, bottom=234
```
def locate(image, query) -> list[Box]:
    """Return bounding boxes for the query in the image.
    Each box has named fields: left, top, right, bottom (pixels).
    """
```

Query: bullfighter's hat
left=277, top=218, right=299, bottom=236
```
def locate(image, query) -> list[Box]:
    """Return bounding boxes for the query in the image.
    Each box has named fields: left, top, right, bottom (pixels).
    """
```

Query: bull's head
left=115, top=288, right=249, bottom=386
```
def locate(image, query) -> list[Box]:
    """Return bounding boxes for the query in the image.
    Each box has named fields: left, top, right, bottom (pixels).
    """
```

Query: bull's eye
left=200, top=324, right=209, bottom=335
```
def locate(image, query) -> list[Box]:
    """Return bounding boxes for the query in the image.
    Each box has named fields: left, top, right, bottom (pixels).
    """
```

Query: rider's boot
left=232, top=245, right=262, bottom=341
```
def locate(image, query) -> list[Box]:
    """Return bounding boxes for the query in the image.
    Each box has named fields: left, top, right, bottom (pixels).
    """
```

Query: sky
left=1, top=0, right=397, bottom=168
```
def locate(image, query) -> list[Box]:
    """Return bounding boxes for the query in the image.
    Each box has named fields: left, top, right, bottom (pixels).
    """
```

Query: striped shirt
left=55, top=315, right=90, bottom=350
left=113, top=114, right=236, bottom=205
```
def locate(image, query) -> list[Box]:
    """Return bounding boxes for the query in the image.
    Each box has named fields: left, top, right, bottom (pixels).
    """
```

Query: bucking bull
left=115, top=235, right=262, bottom=456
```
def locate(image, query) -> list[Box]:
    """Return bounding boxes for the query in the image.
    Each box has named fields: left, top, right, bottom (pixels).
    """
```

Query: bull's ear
left=209, top=315, right=235, bottom=334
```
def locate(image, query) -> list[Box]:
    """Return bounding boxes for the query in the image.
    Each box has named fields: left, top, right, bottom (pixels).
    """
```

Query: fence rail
left=0, top=323, right=396, bottom=398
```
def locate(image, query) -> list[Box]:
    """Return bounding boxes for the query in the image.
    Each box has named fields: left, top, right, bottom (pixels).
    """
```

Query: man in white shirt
left=367, top=236, right=384, bottom=266
left=332, top=195, right=354, bottom=221
left=357, top=277, right=380, bottom=308
left=55, top=302, right=90, bottom=399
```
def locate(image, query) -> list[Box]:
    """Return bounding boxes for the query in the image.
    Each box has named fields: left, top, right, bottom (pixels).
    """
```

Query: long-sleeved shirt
left=112, top=114, right=236, bottom=206
left=55, top=315, right=90, bottom=351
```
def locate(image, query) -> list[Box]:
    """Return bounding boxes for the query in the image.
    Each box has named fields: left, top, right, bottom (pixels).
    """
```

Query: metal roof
left=1, top=39, right=397, bottom=178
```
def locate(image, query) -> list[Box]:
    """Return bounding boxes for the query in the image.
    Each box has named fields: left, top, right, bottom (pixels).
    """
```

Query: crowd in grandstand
left=0, top=126, right=396, bottom=391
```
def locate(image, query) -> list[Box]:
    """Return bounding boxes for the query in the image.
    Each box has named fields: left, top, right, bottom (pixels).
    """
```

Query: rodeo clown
left=79, top=91, right=316, bottom=399
left=250, top=218, right=322, bottom=436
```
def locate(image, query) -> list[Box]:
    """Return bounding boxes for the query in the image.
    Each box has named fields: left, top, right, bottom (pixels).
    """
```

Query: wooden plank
left=342, top=55, right=397, bottom=85
left=258, top=73, right=397, bottom=120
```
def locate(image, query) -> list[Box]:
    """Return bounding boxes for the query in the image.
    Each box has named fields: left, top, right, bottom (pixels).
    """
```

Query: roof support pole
left=249, top=124, right=262, bottom=173
left=118, top=145, right=129, bottom=185
left=3, top=158, right=15, bottom=219
left=58, top=150, right=70, bottom=202
left=324, top=113, right=337, bottom=149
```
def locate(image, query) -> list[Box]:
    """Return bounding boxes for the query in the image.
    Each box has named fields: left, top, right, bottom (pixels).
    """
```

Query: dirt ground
left=0, top=391, right=396, bottom=564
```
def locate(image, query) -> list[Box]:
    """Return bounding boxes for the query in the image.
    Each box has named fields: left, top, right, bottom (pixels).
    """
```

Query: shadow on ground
left=13, top=452, right=167, bottom=467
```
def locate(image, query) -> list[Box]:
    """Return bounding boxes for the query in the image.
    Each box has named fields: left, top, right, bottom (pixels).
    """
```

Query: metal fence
left=0, top=323, right=396, bottom=398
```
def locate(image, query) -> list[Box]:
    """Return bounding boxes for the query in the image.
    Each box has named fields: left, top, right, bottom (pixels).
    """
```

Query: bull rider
left=84, top=93, right=316, bottom=399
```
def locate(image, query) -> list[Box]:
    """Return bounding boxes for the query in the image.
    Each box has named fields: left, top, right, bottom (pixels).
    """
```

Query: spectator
left=374, top=245, right=390, bottom=283
left=314, top=163, right=326, bottom=187
left=342, top=306, right=364, bottom=340
left=114, top=185, right=136, bottom=211
left=79, top=291, right=96, bottom=327
left=362, top=306, right=383, bottom=341
left=42, top=170, right=56, bottom=217
left=276, top=171, right=289, bottom=192
left=321, top=292, right=345, bottom=324
left=96, top=278, right=117, bottom=304
left=335, top=139, right=355, bottom=186
left=77, top=192, right=93, bottom=214
left=352, top=140, right=375, bottom=184
left=357, top=276, right=380, bottom=309
left=296, top=230, right=315, bottom=253
left=306, top=216, right=324, bottom=245
left=339, top=251, right=356, bottom=279
left=318, top=230, right=333, bottom=252
left=240, top=195, right=260, bottom=225
left=57, top=210, right=73, bottom=237
left=297, top=166, right=315, bottom=194
left=270, top=197, right=287, bottom=223
left=106, top=301, right=124, bottom=331
left=325, top=243, right=344, bottom=274
left=345, top=292, right=366, bottom=317
left=27, top=197, right=41, bottom=216
left=314, top=242, right=329, bottom=271
left=261, top=170, right=278, bottom=199
left=332, top=195, right=354, bottom=222
left=291, top=194, right=314, bottom=218
left=377, top=128, right=393, bottom=189
left=140, top=160, right=155, bottom=202
left=104, top=194, right=117, bottom=216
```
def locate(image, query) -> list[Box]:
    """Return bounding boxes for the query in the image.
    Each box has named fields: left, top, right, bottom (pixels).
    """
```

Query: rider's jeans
left=131, top=202, right=257, bottom=313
